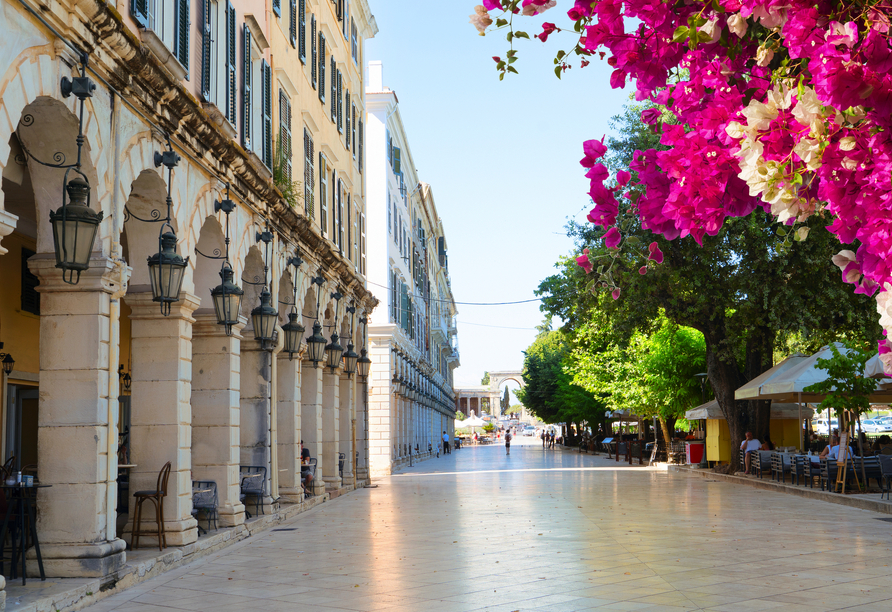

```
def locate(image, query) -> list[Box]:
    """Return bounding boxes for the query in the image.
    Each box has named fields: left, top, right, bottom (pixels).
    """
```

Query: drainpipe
left=269, top=234, right=281, bottom=501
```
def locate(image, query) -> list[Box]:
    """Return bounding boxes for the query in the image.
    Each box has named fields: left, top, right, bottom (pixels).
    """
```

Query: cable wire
left=364, top=279, right=542, bottom=307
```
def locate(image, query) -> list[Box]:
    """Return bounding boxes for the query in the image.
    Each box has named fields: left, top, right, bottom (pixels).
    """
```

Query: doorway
left=5, top=384, right=38, bottom=471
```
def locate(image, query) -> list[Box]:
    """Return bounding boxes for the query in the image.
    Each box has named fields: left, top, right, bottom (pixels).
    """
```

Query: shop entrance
left=5, top=384, right=38, bottom=471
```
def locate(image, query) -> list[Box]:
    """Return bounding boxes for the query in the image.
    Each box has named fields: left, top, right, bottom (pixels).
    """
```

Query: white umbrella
left=734, top=353, right=808, bottom=400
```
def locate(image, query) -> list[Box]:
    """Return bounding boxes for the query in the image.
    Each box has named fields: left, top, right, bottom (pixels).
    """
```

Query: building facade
left=365, top=62, right=459, bottom=476
left=0, top=0, right=376, bottom=585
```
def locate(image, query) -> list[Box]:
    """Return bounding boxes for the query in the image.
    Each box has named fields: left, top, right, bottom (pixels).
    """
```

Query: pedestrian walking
left=541, top=430, right=546, bottom=448
left=505, top=430, right=512, bottom=455
left=442, top=430, right=450, bottom=454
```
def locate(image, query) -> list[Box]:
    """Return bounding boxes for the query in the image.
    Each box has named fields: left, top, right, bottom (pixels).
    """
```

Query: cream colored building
left=365, top=62, right=459, bottom=476
left=0, top=0, right=376, bottom=589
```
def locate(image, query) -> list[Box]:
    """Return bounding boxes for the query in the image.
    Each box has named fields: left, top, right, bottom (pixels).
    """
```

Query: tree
left=481, top=371, right=490, bottom=386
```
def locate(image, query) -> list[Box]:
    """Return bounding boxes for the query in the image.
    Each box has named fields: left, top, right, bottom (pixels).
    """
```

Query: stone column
left=127, top=290, right=200, bottom=547
left=191, top=312, right=246, bottom=527
left=27, top=256, right=126, bottom=576
left=339, top=373, right=354, bottom=485
left=321, top=369, right=341, bottom=491
left=355, top=376, right=369, bottom=482
left=277, top=352, right=302, bottom=502
left=240, top=338, right=273, bottom=511
left=367, top=340, right=391, bottom=478
left=300, top=361, right=326, bottom=496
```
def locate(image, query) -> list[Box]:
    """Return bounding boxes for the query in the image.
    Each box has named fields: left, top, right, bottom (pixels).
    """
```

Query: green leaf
left=554, top=65, right=562, bottom=79
left=514, top=31, right=530, bottom=40
left=557, top=50, right=566, bottom=61
left=776, top=226, right=787, bottom=236
left=507, top=65, right=519, bottom=74
left=507, top=31, right=513, bottom=42
left=496, top=18, right=508, bottom=27
left=508, top=57, right=517, bottom=64
left=671, top=26, right=690, bottom=43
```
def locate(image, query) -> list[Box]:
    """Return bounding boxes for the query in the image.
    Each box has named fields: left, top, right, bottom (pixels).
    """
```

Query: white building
left=365, top=61, right=459, bottom=476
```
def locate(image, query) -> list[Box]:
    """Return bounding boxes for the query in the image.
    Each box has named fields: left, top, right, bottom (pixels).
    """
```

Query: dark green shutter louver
left=175, top=0, right=190, bottom=75
left=131, top=0, right=149, bottom=28
left=262, top=60, right=272, bottom=168
left=242, top=25, right=252, bottom=149
left=21, top=247, right=39, bottom=316
left=337, top=72, right=343, bottom=132
left=393, top=147, right=401, bottom=174
left=273, top=0, right=281, bottom=17
left=280, top=90, right=292, bottom=182
left=330, top=58, right=337, bottom=121
left=298, top=0, right=306, bottom=61
left=303, top=129, right=315, bottom=218
left=201, top=0, right=212, bottom=99
left=345, top=90, right=350, bottom=148
left=358, top=119, right=363, bottom=172
left=352, top=103, right=357, bottom=157
left=289, top=0, right=297, bottom=47
left=311, top=16, right=317, bottom=86
left=226, top=2, right=236, bottom=125
left=318, top=34, right=326, bottom=103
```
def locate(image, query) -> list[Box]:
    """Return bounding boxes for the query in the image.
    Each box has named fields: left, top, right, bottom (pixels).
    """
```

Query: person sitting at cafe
left=873, top=434, right=892, bottom=452
left=740, top=431, right=761, bottom=474
left=300, top=443, right=314, bottom=495
left=760, top=438, right=775, bottom=451
left=820, top=435, right=840, bottom=460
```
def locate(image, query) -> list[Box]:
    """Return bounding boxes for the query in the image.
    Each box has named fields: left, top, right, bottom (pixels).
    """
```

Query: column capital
left=0, top=208, right=18, bottom=256
left=29, top=252, right=131, bottom=296
left=193, top=310, right=248, bottom=338
left=126, top=290, right=201, bottom=322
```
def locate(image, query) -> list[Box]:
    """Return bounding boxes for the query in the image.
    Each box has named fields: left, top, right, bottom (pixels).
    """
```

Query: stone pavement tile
left=838, top=599, right=892, bottom=611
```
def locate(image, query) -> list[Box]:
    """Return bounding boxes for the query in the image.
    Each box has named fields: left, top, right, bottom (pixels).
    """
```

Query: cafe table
left=0, top=483, right=49, bottom=584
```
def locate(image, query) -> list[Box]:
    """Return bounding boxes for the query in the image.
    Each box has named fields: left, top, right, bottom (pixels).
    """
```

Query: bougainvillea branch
left=472, top=0, right=892, bottom=371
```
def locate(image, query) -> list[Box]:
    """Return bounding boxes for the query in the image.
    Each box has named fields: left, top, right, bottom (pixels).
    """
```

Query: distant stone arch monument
left=455, top=370, right=531, bottom=420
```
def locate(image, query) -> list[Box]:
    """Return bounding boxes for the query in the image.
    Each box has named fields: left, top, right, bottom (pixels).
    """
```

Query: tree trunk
left=659, top=416, right=675, bottom=454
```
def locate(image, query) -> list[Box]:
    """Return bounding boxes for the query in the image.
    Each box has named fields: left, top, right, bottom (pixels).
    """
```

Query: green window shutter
left=303, top=129, right=315, bottom=218
left=330, top=57, right=337, bottom=121
left=337, top=71, right=343, bottom=132
left=352, top=102, right=357, bottom=157
left=345, top=90, right=350, bottom=149
left=299, top=0, right=307, bottom=62
left=393, top=147, right=401, bottom=175
left=175, top=0, right=190, bottom=75
left=318, top=34, right=326, bottom=103
left=131, top=0, right=149, bottom=28
left=358, top=119, right=363, bottom=172
left=273, top=0, right=281, bottom=17
left=201, top=0, right=212, bottom=99
left=311, top=15, right=317, bottom=87
left=242, top=25, right=252, bottom=149
left=290, top=0, right=297, bottom=48
left=226, top=2, right=236, bottom=125
left=280, top=90, right=292, bottom=182
left=262, top=60, right=272, bottom=168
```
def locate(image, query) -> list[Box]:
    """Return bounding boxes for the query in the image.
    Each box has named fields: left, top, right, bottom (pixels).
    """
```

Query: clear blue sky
left=365, top=3, right=630, bottom=388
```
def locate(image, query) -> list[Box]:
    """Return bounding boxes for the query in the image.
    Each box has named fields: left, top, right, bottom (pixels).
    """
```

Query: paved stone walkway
left=83, top=437, right=892, bottom=611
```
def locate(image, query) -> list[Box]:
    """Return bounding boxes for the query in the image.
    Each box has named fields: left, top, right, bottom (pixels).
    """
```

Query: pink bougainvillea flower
left=616, top=170, right=631, bottom=187
left=611, top=287, right=621, bottom=300
left=576, top=252, right=593, bottom=274
left=640, top=108, right=661, bottom=125
left=482, top=0, right=503, bottom=10
left=522, top=0, right=556, bottom=16
left=469, top=6, right=493, bottom=33
left=647, top=242, right=664, bottom=264
left=538, top=22, right=559, bottom=42
left=580, top=137, right=607, bottom=167
left=603, top=227, right=622, bottom=248
left=639, top=266, right=647, bottom=275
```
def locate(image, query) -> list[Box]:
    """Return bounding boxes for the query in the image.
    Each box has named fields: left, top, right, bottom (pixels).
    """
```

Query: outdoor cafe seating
left=191, top=480, right=218, bottom=535
left=240, top=466, right=267, bottom=517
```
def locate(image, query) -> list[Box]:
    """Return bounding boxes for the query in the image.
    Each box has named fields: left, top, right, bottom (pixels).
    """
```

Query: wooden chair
left=820, top=458, right=839, bottom=492
left=132, top=461, right=172, bottom=550
left=791, top=455, right=808, bottom=486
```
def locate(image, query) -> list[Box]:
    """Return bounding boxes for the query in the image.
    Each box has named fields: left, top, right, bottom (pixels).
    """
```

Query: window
left=345, top=90, right=350, bottom=148
left=330, top=58, right=337, bottom=122
left=346, top=193, right=352, bottom=262
left=273, top=0, right=280, bottom=17
left=360, top=212, right=366, bottom=275
left=319, top=154, right=328, bottom=235
left=21, top=247, right=39, bottom=316
left=358, top=119, right=363, bottom=173
left=331, top=169, right=337, bottom=238
left=303, top=129, right=315, bottom=218
left=242, top=25, right=252, bottom=149
left=279, top=89, right=292, bottom=181
left=343, top=0, right=350, bottom=40
left=174, top=0, right=190, bottom=75
left=352, top=102, right=357, bottom=157
left=337, top=179, right=345, bottom=252
left=298, top=0, right=306, bottom=62
left=311, top=15, right=317, bottom=88
left=387, top=189, right=391, bottom=234
left=201, top=0, right=214, bottom=100
left=351, top=18, right=358, bottom=62
left=225, top=1, right=236, bottom=125
left=133, top=1, right=190, bottom=75
left=318, top=33, right=326, bottom=103
left=262, top=61, right=272, bottom=168
left=289, top=0, right=297, bottom=47
left=390, top=270, right=398, bottom=323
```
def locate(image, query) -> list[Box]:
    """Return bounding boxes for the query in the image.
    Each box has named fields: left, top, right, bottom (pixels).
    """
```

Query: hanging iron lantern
left=49, top=175, right=103, bottom=284
left=0, top=343, right=14, bottom=376
left=211, top=262, right=243, bottom=335
left=307, top=321, right=327, bottom=366
left=148, top=230, right=188, bottom=315
left=251, top=288, right=278, bottom=342
left=325, top=333, right=343, bottom=370
left=343, top=343, right=359, bottom=377
left=357, top=348, right=372, bottom=379
left=282, top=311, right=306, bottom=359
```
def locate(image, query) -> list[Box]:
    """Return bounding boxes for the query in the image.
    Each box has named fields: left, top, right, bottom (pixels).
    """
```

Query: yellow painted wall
left=0, top=232, right=40, bottom=376
left=708, top=417, right=803, bottom=463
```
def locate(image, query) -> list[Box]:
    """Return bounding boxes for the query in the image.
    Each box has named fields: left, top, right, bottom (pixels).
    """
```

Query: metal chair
left=791, top=455, right=808, bottom=486
left=820, top=458, right=839, bottom=492
left=239, top=466, right=267, bottom=516
left=132, top=461, right=172, bottom=550
left=191, top=480, right=218, bottom=535
left=879, top=455, right=892, bottom=500
left=338, top=453, right=346, bottom=479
